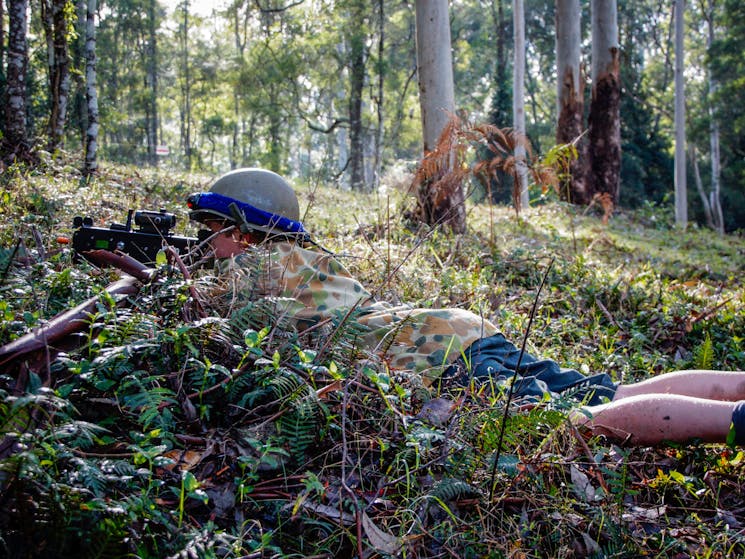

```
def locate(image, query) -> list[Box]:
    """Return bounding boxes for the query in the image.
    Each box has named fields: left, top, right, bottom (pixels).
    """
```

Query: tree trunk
left=489, top=0, right=510, bottom=128
left=555, top=0, right=588, bottom=204
left=704, top=0, right=724, bottom=234
left=232, top=89, right=239, bottom=169
left=4, top=0, right=29, bottom=157
left=230, top=2, right=249, bottom=169
left=84, top=0, right=99, bottom=177
left=348, top=2, right=367, bottom=190
left=0, top=0, right=4, bottom=89
left=513, top=0, right=529, bottom=210
left=264, top=83, right=280, bottom=172
left=689, top=144, right=714, bottom=228
left=180, top=0, right=193, bottom=169
left=49, top=0, right=71, bottom=151
left=145, top=0, right=159, bottom=166
left=673, top=0, right=687, bottom=226
left=415, top=0, right=455, bottom=153
left=588, top=0, right=621, bottom=205
left=486, top=0, right=513, bottom=202
left=0, top=0, right=5, bottom=130
left=337, top=104, right=349, bottom=183
left=414, top=0, right=465, bottom=233
left=372, top=0, right=384, bottom=192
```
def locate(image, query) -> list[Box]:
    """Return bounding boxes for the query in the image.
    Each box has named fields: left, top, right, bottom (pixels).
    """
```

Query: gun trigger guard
left=228, top=202, right=251, bottom=234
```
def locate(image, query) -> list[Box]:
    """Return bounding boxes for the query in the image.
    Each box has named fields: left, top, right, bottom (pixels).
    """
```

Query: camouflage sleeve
left=218, top=241, right=373, bottom=329
left=217, top=242, right=499, bottom=386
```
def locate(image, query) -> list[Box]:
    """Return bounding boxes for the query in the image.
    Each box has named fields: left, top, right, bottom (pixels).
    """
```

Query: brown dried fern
left=410, top=113, right=559, bottom=226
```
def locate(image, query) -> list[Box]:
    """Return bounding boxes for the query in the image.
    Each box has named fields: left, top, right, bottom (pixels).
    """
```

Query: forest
left=1, top=0, right=744, bottom=231
left=1, top=0, right=745, bottom=558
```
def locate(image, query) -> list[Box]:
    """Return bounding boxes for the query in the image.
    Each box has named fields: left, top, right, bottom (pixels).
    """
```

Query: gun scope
left=134, top=209, right=177, bottom=233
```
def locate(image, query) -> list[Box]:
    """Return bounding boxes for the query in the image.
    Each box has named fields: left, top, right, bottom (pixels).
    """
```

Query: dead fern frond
left=530, top=164, right=560, bottom=195
left=584, top=192, right=615, bottom=224
left=409, top=113, right=557, bottom=226
left=408, top=113, right=471, bottom=233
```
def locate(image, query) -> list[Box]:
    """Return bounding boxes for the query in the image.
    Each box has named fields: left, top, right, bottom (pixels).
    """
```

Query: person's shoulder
left=273, top=241, right=332, bottom=265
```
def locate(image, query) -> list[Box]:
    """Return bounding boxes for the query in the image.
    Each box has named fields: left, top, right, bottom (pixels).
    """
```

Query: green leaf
left=727, top=422, right=737, bottom=447
left=182, top=470, right=200, bottom=492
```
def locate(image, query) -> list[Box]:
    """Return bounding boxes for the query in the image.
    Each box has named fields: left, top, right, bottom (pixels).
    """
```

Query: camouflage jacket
left=218, top=241, right=498, bottom=385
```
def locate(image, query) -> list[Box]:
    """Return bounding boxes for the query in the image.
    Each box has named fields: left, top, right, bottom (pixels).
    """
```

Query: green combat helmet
left=188, top=168, right=301, bottom=234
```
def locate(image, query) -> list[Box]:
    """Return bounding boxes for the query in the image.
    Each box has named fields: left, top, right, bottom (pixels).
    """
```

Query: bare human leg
left=573, top=394, right=735, bottom=445
left=613, top=370, right=745, bottom=402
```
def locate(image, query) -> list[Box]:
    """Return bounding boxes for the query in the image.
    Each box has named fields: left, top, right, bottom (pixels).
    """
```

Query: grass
left=0, top=156, right=744, bottom=558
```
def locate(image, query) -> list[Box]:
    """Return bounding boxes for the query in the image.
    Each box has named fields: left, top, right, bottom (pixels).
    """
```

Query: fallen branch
left=0, top=249, right=155, bottom=370
left=0, top=275, right=142, bottom=367
left=81, top=249, right=155, bottom=282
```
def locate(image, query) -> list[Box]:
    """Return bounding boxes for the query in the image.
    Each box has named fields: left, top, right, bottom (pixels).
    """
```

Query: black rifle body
left=72, top=210, right=199, bottom=265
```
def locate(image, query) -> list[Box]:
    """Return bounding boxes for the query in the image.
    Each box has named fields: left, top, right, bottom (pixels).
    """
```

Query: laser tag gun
left=186, top=192, right=310, bottom=240
left=70, top=209, right=201, bottom=265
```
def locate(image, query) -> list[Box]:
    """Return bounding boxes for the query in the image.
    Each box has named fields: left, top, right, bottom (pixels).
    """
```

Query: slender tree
left=145, top=0, right=159, bottom=166
left=588, top=0, right=621, bottom=205
left=372, top=0, right=385, bottom=192
left=555, top=0, right=588, bottom=203
left=228, top=0, right=250, bottom=167
left=84, top=0, right=99, bottom=176
left=703, top=0, right=723, bottom=233
left=348, top=0, right=368, bottom=190
left=178, top=0, right=193, bottom=169
left=4, top=0, right=29, bottom=159
left=484, top=0, right=514, bottom=204
left=488, top=0, right=511, bottom=129
left=413, top=0, right=465, bottom=232
left=0, top=0, right=6, bottom=129
left=41, top=0, right=71, bottom=152
left=513, top=0, right=529, bottom=209
left=674, top=0, right=687, bottom=226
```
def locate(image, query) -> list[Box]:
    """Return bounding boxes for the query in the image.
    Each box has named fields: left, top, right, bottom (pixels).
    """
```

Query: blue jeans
left=443, top=334, right=618, bottom=406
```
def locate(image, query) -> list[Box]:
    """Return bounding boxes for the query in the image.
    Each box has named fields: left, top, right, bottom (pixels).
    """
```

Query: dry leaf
left=361, top=511, right=402, bottom=556
left=570, top=465, right=597, bottom=502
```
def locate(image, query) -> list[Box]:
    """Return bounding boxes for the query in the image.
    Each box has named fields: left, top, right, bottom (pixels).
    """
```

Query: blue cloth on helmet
left=188, top=192, right=308, bottom=236
left=443, top=333, right=618, bottom=406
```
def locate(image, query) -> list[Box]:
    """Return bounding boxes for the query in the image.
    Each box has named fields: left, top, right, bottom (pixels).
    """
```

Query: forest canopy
left=1, top=0, right=743, bottom=231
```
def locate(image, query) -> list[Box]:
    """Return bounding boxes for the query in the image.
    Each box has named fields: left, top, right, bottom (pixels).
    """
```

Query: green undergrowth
left=0, top=159, right=744, bottom=558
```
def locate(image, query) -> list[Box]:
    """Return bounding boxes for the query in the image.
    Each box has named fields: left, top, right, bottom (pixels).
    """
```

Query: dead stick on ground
left=0, top=276, right=142, bottom=367
left=81, top=249, right=155, bottom=282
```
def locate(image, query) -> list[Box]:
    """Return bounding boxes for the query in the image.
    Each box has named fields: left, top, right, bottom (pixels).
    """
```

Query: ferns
left=693, top=333, right=716, bottom=370
left=428, top=477, right=480, bottom=504
left=229, top=298, right=300, bottom=339
left=3, top=173, right=744, bottom=558
left=118, top=373, right=177, bottom=430
left=277, top=389, right=328, bottom=461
